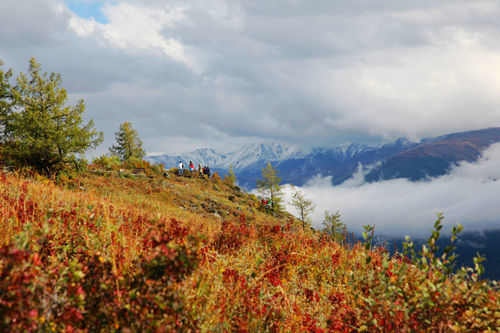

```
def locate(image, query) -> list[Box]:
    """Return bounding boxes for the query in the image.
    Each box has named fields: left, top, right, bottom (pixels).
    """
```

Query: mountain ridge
left=147, top=127, right=500, bottom=189
left=366, top=127, right=500, bottom=182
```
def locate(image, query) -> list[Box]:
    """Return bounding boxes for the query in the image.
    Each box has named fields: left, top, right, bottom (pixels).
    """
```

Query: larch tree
left=257, top=162, right=283, bottom=212
left=322, top=210, right=346, bottom=244
left=109, top=121, right=145, bottom=161
left=290, top=188, right=315, bottom=229
left=1, top=58, right=103, bottom=175
left=223, top=164, right=237, bottom=186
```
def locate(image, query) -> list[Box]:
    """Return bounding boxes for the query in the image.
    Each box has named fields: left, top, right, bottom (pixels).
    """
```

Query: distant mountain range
left=147, top=142, right=305, bottom=171
left=147, top=127, right=500, bottom=189
left=366, top=127, right=500, bottom=182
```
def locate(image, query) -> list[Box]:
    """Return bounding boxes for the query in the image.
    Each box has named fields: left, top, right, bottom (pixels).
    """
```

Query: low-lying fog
left=281, top=143, right=500, bottom=238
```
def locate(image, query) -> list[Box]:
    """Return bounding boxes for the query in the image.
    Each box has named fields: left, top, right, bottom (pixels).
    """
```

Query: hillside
left=0, top=166, right=499, bottom=332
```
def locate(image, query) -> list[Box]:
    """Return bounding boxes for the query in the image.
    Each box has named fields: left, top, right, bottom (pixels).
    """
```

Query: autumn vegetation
left=0, top=59, right=499, bottom=332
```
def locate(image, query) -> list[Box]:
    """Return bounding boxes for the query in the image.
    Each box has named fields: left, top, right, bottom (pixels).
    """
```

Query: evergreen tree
left=109, top=122, right=145, bottom=161
left=257, top=162, right=283, bottom=212
left=0, top=60, right=14, bottom=147
left=322, top=210, right=346, bottom=244
left=290, top=188, right=315, bottom=229
left=1, top=58, right=103, bottom=175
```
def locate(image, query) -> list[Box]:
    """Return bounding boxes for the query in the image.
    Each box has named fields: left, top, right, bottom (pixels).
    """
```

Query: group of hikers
left=177, top=160, right=211, bottom=178
left=260, top=198, right=273, bottom=212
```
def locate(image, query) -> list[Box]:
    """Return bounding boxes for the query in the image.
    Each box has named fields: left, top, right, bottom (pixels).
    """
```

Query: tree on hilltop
left=223, top=164, right=237, bottom=186
left=109, top=121, right=145, bottom=161
left=257, top=162, right=283, bottom=212
left=290, top=188, right=315, bottom=229
left=0, top=58, right=103, bottom=175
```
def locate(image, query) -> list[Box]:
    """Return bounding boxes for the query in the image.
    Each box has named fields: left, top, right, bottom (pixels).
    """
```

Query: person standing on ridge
left=178, top=160, right=184, bottom=176
left=189, top=160, right=194, bottom=172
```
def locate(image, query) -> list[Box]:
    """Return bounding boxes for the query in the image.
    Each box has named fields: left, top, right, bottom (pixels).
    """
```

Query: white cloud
left=68, top=2, right=198, bottom=70
left=282, top=143, right=500, bottom=237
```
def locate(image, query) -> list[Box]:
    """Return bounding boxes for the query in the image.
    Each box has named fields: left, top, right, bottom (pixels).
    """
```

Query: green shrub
left=92, top=155, right=121, bottom=171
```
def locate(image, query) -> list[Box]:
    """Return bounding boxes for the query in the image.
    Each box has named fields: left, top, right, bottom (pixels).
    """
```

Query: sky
left=282, top=143, right=500, bottom=238
left=1, top=0, right=500, bottom=156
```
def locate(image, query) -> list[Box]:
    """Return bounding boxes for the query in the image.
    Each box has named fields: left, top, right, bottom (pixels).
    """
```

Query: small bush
left=92, top=155, right=121, bottom=171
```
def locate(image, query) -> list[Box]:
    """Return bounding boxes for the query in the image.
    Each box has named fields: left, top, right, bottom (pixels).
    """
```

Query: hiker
left=189, top=160, right=194, bottom=172
left=198, top=164, right=203, bottom=176
left=205, top=166, right=211, bottom=177
left=260, top=199, right=272, bottom=212
left=178, top=161, right=184, bottom=176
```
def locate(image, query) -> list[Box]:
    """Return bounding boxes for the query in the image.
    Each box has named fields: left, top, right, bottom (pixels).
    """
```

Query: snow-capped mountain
left=224, top=143, right=306, bottom=169
left=146, top=143, right=306, bottom=170
left=147, top=148, right=226, bottom=170
left=146, top=141, right=390, bottom=188
left=147, top=128, right=500, bottom=190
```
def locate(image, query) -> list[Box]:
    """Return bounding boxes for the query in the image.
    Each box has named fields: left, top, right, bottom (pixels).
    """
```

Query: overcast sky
left=1, top=0, right=500, bottom=155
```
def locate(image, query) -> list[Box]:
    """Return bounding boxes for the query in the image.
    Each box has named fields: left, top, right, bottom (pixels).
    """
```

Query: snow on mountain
left=146, top=139, right=420, bottom=173
left=146, top=143, right=306, bottom=170
left=309, top=143, right=375, bottom=160
left=224, top=143, right=306, bottom=169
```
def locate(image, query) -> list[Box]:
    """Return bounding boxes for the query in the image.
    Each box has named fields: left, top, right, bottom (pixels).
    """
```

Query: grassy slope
left=0, top=168, right=499, bottom=332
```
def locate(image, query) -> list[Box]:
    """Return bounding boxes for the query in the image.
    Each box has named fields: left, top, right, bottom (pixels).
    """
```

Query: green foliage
left=0, top=58, right=103, bottom=175
left=123, top=156, right=144, bottom=169
left=150, top=163, right=167, bottom=176
left=92, top=155, right=121, bottom=171
left=472, top=253, right=486, bottom=277
left=223, top=164, right=237, bottom=186
left=322, top=210, right=345, bottom=243
left=0, top=60, right=13, bottom=140
left=362, top=224, right=375, bottom=251
left=256, top=162, right=283, bottom=213
left=109, top=121, right=145, bottom=161
left=402, top=213, right=467, bottom=277
left=290, top=188, right=314, bottom=229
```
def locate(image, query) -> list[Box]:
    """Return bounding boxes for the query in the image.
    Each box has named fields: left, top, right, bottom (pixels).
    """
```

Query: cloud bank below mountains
left=282, top=143, right=500, bottom=238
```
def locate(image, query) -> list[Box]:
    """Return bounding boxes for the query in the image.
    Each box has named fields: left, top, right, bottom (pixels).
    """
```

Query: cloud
left=282, top=143, right=500, bottom=237
left=1, top=0, right=500, bottom=155
left=0, top=0, right=69, bottom=48
left=68, top=2, right=197, bottom=70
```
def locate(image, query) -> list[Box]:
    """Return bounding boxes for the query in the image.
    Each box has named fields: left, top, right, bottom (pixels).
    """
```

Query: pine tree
left=290, top=188, right=315, bottom=229
left=0, top=60, right=13, bottom=136
left=109, top=122, right=145, bottom=161
left=257, top=162, right=283, bottom=212
left=1, top=58, right=103, bottom=175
